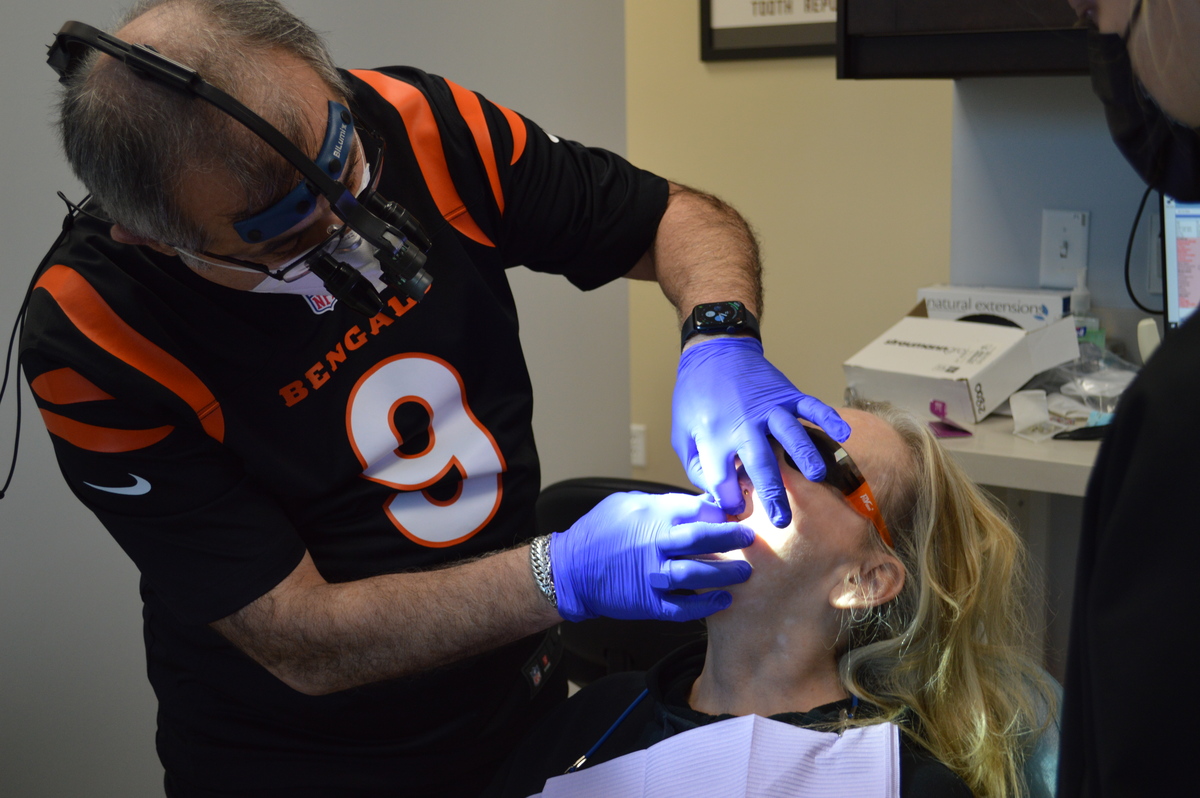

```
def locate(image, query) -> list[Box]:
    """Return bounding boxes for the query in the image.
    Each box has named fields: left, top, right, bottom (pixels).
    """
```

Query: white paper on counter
left=1010, top=389, right=1070, bottom=442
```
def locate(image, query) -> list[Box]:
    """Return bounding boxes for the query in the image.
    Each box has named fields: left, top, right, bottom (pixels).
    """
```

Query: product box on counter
left=843, top=303, right=1080, bottom=424
left=916, top=284, right=1090, bottom=331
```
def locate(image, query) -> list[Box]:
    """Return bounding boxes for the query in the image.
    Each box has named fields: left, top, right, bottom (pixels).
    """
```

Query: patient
left=486, top=400, right=1054, bottom=798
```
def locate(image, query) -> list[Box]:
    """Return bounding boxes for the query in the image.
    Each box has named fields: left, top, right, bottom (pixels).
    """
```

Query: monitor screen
left=1162, top=195, right=1200, bottom=333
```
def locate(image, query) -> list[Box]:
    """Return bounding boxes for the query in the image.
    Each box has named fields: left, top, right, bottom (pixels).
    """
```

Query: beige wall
left=627, top=1, right=956, bottom=486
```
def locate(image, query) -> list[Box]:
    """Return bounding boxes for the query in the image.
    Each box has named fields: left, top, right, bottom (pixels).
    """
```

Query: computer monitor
left=1162, top=194, right=1200, bottom=334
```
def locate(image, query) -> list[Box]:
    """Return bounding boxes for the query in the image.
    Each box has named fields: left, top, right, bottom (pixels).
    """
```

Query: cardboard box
left=843, top=308, right=1080, bottom=424
left=916, top=284, right=1090, bottom=331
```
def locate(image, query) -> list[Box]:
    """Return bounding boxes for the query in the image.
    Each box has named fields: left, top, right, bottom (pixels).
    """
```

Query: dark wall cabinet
left=838, top=0, right=1090, bottom=78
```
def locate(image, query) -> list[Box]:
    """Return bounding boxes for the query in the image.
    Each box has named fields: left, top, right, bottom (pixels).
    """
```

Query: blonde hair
left=837, top=400, right=1054, bottom=798
left=1128, top=0, right=1200, bottom=127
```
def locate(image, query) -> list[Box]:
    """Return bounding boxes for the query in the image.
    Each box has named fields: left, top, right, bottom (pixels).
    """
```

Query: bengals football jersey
left=21, top=67, right=668, bottom=795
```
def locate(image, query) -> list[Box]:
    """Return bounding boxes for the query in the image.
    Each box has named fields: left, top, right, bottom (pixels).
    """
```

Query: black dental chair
left=535, top=477, right=709, bottom=687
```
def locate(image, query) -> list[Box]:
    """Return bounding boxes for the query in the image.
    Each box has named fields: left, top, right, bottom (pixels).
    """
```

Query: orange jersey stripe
left=30, top=367, right=114, bottom=405
left=498, top=105, right=527, bottom=165
left=39, top=408, right=173, bottom=454
left=445, top=79, right=504, bottom=214
left=34, top=265, right=225, bottom=443
left=351, top=70, right=496, bottom=247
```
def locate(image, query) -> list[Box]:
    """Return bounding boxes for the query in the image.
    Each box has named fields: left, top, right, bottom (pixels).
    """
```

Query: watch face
left=695, top=302, right=744, bottom=330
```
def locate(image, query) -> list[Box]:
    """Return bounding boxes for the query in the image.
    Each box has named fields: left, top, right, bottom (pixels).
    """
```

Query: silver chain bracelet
left=529, top=534, right=557, bottom=609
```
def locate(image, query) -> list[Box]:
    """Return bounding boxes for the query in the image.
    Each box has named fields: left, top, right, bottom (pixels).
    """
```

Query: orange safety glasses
left=778, top=427, right=894, bottom=549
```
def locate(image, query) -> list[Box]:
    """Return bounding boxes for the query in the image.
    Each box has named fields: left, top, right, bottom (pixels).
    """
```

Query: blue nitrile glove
left=672, top=337, right=851, bottom=528
left=549, top=491, right=754, bottom=623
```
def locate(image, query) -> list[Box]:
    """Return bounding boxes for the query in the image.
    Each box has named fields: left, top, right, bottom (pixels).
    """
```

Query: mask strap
left=1123, top=0, right=1145, bottom=40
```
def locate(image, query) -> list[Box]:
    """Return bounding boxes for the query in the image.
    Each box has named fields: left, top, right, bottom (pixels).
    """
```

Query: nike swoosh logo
left=84, top=474, right=151, bottom=496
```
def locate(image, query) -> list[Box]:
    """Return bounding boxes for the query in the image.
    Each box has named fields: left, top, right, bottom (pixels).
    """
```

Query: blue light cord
left=566, top=688, right=650, bottom=774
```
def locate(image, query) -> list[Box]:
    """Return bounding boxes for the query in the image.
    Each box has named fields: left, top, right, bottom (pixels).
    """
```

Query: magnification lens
left=276, top=226, right=345, bottom=282
left=189, top=124, right=384, bottom=282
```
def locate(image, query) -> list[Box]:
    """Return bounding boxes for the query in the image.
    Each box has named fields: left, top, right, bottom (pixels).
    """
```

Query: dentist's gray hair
left=58, top=0, right=350, bottom=249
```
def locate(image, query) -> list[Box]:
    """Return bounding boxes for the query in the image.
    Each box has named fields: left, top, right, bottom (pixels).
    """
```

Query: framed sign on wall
left=701, top=0, right=837, bottom=61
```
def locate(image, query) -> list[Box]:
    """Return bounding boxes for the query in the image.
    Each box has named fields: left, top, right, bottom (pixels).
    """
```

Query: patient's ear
left=110, top=225, right=178, bottom=257
left=829, top=555, right=905, bottom=610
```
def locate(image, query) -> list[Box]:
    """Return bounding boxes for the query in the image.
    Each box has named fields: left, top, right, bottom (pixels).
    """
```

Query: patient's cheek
left=754, top=524, right=795, bottom=555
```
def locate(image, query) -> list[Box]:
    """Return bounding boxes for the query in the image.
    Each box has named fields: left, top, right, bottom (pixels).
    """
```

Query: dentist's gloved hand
left=549, top=491, right=754, bottom=623
left=672, top=337, right=851, bottom=528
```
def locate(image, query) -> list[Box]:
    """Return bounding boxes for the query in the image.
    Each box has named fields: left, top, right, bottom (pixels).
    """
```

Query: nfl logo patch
left=305, top=294, right=338, bottom=314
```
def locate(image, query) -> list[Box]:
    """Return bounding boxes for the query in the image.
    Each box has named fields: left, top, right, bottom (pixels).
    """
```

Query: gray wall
left=949, top=76, right=1146, bottom=679
left=951, top=77, right=1157, bottom=354
left=0, top=2, right=629, bottom=795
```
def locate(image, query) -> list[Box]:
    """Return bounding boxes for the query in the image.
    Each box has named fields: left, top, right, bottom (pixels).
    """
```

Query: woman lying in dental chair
left=486, top=401, right=1056, bottom=798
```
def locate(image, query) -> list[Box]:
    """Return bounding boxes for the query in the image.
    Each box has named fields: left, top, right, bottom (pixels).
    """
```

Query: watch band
left=681, top=301, right=761, bottom=349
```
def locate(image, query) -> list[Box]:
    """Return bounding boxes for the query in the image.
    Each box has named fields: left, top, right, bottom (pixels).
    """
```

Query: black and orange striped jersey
left=20, top=67, right=668, bottom=795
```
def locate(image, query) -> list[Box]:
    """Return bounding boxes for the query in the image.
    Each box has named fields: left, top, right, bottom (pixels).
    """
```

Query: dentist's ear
left=110, top=225, right=178, bottom=257
left=829, top=556, right=905, bottom=611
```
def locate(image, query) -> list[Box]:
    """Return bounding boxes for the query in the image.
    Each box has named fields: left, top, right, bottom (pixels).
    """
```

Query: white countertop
left=938, top=415, right=1101, bottom=497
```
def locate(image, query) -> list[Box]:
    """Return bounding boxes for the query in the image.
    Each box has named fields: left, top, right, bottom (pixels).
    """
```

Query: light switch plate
left=1040, top=209, right=1089, bottom=290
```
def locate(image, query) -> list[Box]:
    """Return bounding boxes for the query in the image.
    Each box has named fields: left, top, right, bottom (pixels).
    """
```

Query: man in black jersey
left=1059, top=1, right=1200, bottom=796
left=23, top=1, right=850, bottom=794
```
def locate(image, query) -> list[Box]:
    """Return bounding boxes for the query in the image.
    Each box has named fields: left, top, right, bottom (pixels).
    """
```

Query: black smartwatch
left=680, top=301, right=761, bottom=349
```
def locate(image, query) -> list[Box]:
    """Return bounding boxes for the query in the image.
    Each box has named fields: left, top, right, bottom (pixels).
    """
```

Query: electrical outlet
left=1040, top=210, right=1089, bottom=290
left=630, top=423, right=647, bottom=468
